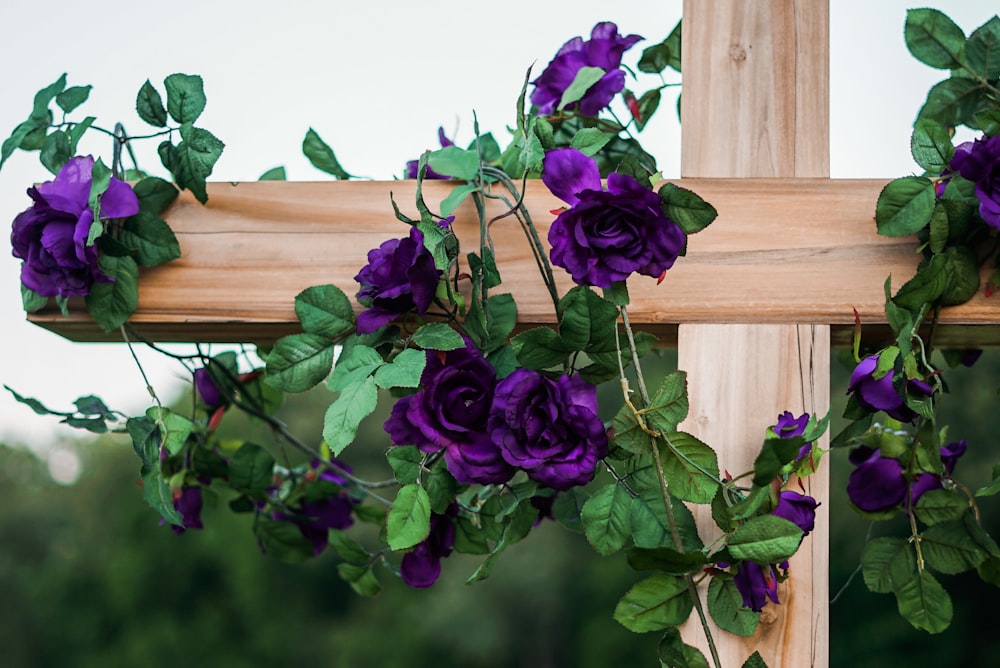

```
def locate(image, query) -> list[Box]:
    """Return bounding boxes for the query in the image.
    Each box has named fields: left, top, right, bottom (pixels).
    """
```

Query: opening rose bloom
left=531, top=22, right=642, bottom=117
left=384, top=343, right=514, bottom=485
left=354, top=227, right=441, bottom=334
left=488, top=368, right=608, bottom=490
left=773, top=410, right=814, bottom=462
left=847, top=353, right=933, bottom=423
left=771, top=490, right=819, bottom=539
left=950, top=135, right=1000, bottom=230
left=542, top=148, right=685, bottom=288
left=273, top=460, right=358, bottom=555
left=11, top=155, right=139, bottom=298
left=847, top=440, right=967, bottom=513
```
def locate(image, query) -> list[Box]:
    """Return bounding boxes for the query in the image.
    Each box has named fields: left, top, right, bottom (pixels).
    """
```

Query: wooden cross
left=25, top=2, right=1000, bottom=666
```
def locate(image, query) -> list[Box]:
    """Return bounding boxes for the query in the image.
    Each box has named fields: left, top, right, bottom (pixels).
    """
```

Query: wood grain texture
left=679, top=2, right=829, bottom=667
left=25, top=178, right=1000, bottom=343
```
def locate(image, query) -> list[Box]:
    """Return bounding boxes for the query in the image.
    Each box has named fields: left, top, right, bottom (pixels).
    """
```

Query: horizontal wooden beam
left=26, top=179, right=1000, bottom=344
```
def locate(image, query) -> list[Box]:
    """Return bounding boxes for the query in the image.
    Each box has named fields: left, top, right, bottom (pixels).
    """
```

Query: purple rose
left=354, top=227, right=441, bottom=334
left=531, top=22, right=642, bottom=117
left=950, top=135, right=1000, bottom=230
left=733, top=561, right=784, bottom=613
left=171, top=485, right=204, bottom=534
left=489, top=368, right=608, bottom=490
left=11, top=155, right=139, bottom=298
left=847, top=353, right=932, bottom=423
left=400, top=504, right=457, bottom=588
left=274, top=460, right=358, bottom=555
left=404, top=127, right=454, bottom=179
left=846, top=447, right=907, bottom=513
left=542, top=148, right=685, bottom=288
left=774, top=411, right=808, bottom=439
left=194, top=367, right=225, bottom=409
left=384, top=343, right=514, bottom=485
left=771, top=491, right=818, bottom=537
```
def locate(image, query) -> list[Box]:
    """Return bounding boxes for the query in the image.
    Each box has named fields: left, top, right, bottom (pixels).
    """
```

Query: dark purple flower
left=171, top=485, right=204, bottom=534
left=384, top=343, right=514, bottom=485
left=404, top=127, right=455, bottom=179
left=489, top=368, right=608, bottom=490
left=194, top=367, right=224, bottom=409
left=771, top=491, right=818, bottom=537
left=733, top=561, right=782, bottom=612
left=542, top=148, right=685, bottom=288
left=11, top=155, right=139, bottom=298
left=847, top=353, right=932, bottom=423
left=531, top=22, right=642, bottom=117
left=275, top=460, right=358, bottom=555
left=774, top=411, right=808, bottom=439
left=354, top=227, right=441, bottom=334
left=846, top=447, right=907, bottom=513
left=940, top=439, right=967, bottom=473
left=400, top=504, right=457, bottom=588
left=950, top=135, right=1000, bottom=230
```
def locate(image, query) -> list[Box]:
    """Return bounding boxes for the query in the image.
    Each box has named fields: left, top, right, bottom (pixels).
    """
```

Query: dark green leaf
left=255, top=518, right=316, bottom=563
left=136, top=80, right=168, bottom=127
left=119, top=212, right=181, bottom=266
left=322, top=376, right=378, bottom=455
left=303, top=127, right=352, bottom=179
left=55, top=85, right=91, bottom=114
left=258, top=166, right=286, bottom=180
left=875, top=176, right=936, bottom=237
left=626, top=546, right=707, bottom=574
left=893, top=253, right=948, bottom=310
left=727, top=515, right=803, bottom=563
left=752, top=435, right=807, bottom=486
left=20, top=285, right=47, bottom=313
left=466, top=132, right=501, bottom=163
left=644, top=371, right=689, bottom=436
left=580, top=483, right=632, bottom=556
left=861, top=536, right=917, bottom=593
left=84, top=255, right=138, bottom=331
left=454, top=516, right=491, bottom=554
left=658, top=627, right=709, bottom=668
left=894, top=570, right=953, bottom=633
left=425, top=466, right=458, bottom=514
left=164, top=73, right=206, bottom=124
left=39, top=130, right=71, bottom=175
left=634, top=89, right=662, bottom=132
left=387, top=483, right=431, bottom=550
left=66, top=116, right=95, bottom=154
left=613, top=573, right=693, bottom=633
left=741, top=652, right=769, bottom=668
left=914, top=489, right=968, bottom=526
left=557, top=285, right=619, bottom=352
left=639, top=21, right=681, bottom=74
left=336, top=563, right=381, bottom=596
left=552, top=487, right=589, bottom=533
left=1, top=121, right=40, bottom=170
left=126, top=416, right=160, bottom=468
left=708, top=576, right=760, bottom=636
left=229, top=443, right=275, bottom=492
left=905, top=8, right=967, bottom=70
left=921, top=519, right=989, bottom=574
left=265, top=333, right=336, bottom=393
left=660, top=432, right=720, bottom=504
left=659, top=182, right=717, bottom=234
left=294, top=284, right=355, bottom=339
left=30, top=73, right=66, bottom=123
left=132, top=176, right=179, bottom=215
left=142, top=468, right=183, bottom=526
left=939, top=245, right=980, bottom=306
left=172, top=123, right=224, bottom=204
left=510, top=327, right=569, bottom=370
left=966, top=16, right=1000, bottom=79
left=910, top=118, right=955, bottom=173
left=918, top=77, right=987, bottom=128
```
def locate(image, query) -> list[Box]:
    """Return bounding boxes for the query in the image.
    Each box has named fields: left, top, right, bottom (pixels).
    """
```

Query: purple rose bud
left=950, top=134, right=1000, bottom=230
left=774, top=411, right=809, bottom=439
left=733, top=561, right=781, bottom=612
left=194, top=367, right=225, bottom=409
left=171, top=485, right=204, bottom=534
left=542, top=148, right=686, bottom=288
left=354, top=227, right=442, bottom=334
left=846, top=447, right=907, bottom=513
left=400, top=504, right=457, bottom=588
left=489, top=368, right=608, bottom=490
left=940, top=439, right=967, bottom=474
left=771, top=491, right=819, bottom=537
left=531, top=22, right=642, bottom=117
left=11, top=155, right=139, bottom=298
left=847, top=353, right=932, bottom=423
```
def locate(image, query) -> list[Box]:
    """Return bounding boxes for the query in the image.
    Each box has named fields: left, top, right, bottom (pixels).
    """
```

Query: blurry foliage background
left=1, top=348, right=998, bottom=667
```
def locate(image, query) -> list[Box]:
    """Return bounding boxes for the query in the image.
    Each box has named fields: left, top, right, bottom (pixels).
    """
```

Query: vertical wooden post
left=678, top=2, right=830, bottom=667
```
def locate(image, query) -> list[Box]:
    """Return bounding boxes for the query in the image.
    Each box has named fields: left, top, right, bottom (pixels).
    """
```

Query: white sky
left=0, top=0, right=995, bottom=451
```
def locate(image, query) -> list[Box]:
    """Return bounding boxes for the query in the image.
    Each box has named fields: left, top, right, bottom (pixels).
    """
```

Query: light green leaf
left=387, top=483, right=431, bottom=550
left=428, top=146, right=480, bottom=181
left=412, top=322, right=464, bottom=351
left=570, top=128, right=612, bottom=156
left=322, top=376, right=378, bottom=455
left=387, top=446, right=423, bottom=485
left=558, top=66, right=606, bottom=111
left=337, top=563, right=381, bottom=597
left=440, top=183, right=478, bottom=216
left=146, top=407, right=192, bottom=456
left=373, top=348, right=426, bottom=389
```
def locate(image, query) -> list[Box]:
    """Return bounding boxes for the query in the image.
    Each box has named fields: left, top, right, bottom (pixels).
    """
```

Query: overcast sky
left=0, top=0, right=994, bottom=463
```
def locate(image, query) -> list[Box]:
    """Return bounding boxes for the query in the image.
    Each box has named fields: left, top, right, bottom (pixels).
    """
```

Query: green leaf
left=328, top=530, right=370, bottom=564
left=336, top=563, right=381, bottom=597
left=708, top=576, right=760, bottom=636
left=84, top=255, right=138, bottom=332
left=229, top=442, right=275, bottom=492
left=467, top=132, right=501, bottom=162
left=861, top=536, right=917, bottom=593
left=939, top=245, right=980, bottom=306
left=164, top=73, right=206, bottom=124
left=327, top=344, right=383, bottom=391
left=914, top=489, right=968, bottom=526
left=411, top=322, right=464, bottom=351
left=918, top=77, right=986, bottom=128
left=142, top=468, right=183, bottom=526
left=640, top=22, right=682, bottom=74
left=727, top=515, right=804, bottom=564
left=425, top=466, right=458, bottom=514
left=145, top=407, right=192, bottom=456
left=39, top=130, right=71, bottom=175
left=570, top=128, right=612, bottom=157
left=323, top=376, right=378, bottom=455
left=55, top=85, right=91, bottom=114
left=893, top=253, right=948, bottom=310
left=265, top=333, right=336, bottom=392
left=660, top=432, right=720, bottom=504
left=658, top=627, right=709, bottom=668
left=894, top=570, right=953, bottom=634
left=387, top=446, right=423, bottom=485
left=905, top=8, right=967, bottom=70
left=66, top=116, right=94, bottom=154
left=910, top=118, right=955, bottom=173
left=928, top=202, right=949, bottom=254
left=580, top=483, right=632, bottom=556
left=30, top=73, right=66, bottom=123
left=136, top=80, right=168, bottom=127
left=921, top=519, right=989, bottom=574
left=552, top=487, right=589, bottom=533
left=751, top=435, right=807, bottom=486
left=119, top=212, right=181, bottom=266
left=558, top=66, right=606, bottom=111
left=510, top=327, right=569, bottom=370
left=172, top=123, right=225, bottom=204
left=87, top=159, right=112, bottom=241
left=482, top=293, right=517, bottom=353
left=294, top=284, right=355, bottom=339
left=439, top=183, right=477, bottom=216
left=643, top=371, right=689, bottom=435
left=255, top=518, right=316, bottom=563
left=613, top=573, right=693, bottom=633
left=634, top=89, right=662, bottom=132
left=630, top=490, right=702, bottom=552
left=741, top=652, right=769, bottom=668
left=612, top=402, right=650, bottom=455
left=557, top=285, right=619, bottom=352
left=373, top=348, right=426, bottom=389
left=132, top=176, right=178, bottom=216
left=967, top=17, right=1000, bottom=79
left=303, top=127, right=352, bottom=179
left=258, top=166, right=286, bottom=181
left=126, top=416, right=160, bottom=468
left=427, top=146, right=480, bottom=180
left=454, top=516, right=491, bottom=554
left=1, top=121, right=40, bottom=171
left=875, top=176, right=936, bottom=237
left=659, top=182, right=718, bottom=234
left=20, top=285, right=47, bottom=313
left=387, top=483, right=431, bottom=550
left=626, top=546, right=707, bottom=574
